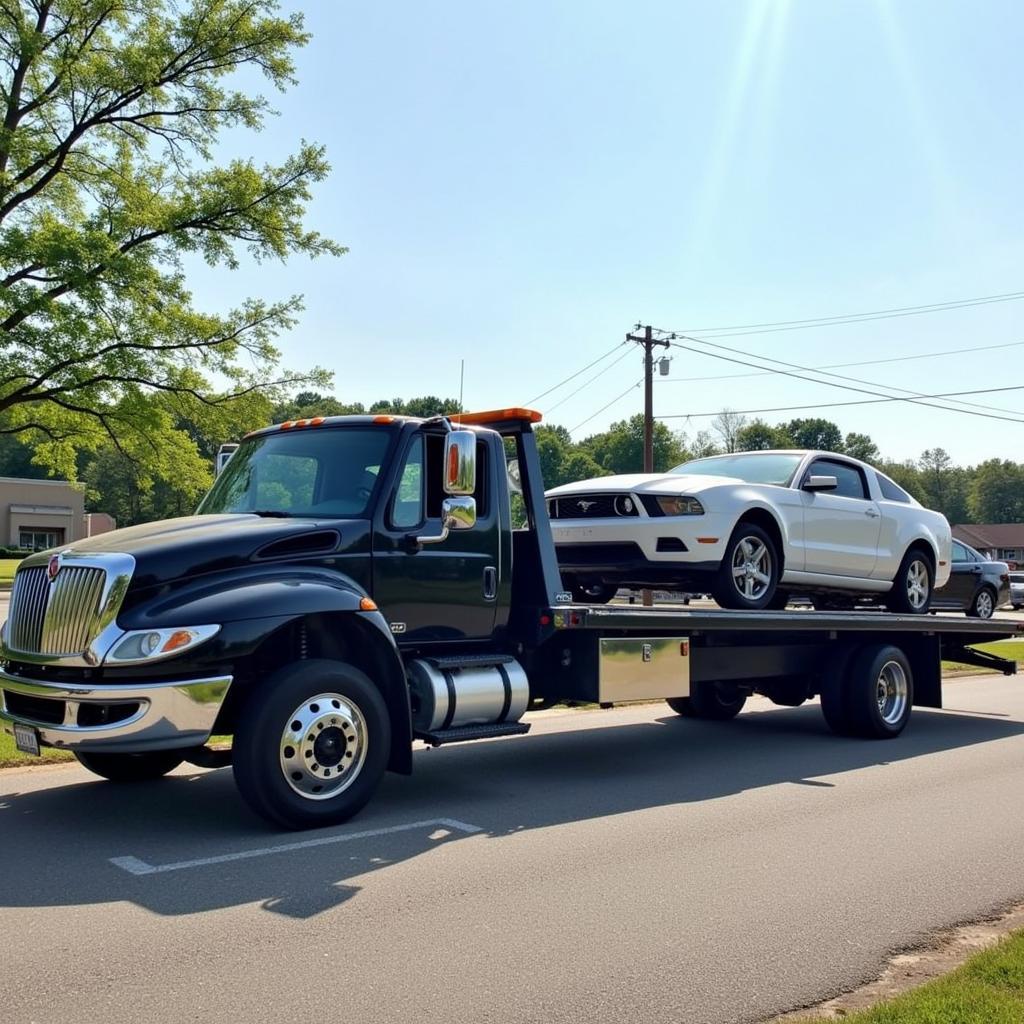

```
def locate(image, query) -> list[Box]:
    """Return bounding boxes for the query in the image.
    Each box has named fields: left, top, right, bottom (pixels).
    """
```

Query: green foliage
left=784, top=417, right=844, bottom=451
left=844, top=432, right=880, bottom=462
left=0, top=0, right=339, bottom=470
left=970, top=460, right=1024, bottom=523
left=735, top=419, right=793, bottom=451
left=534, top=424, right=606, bottom=489
left=581, top=414, right=687, bottom=474
left=369, top=396, right=461, bottom=417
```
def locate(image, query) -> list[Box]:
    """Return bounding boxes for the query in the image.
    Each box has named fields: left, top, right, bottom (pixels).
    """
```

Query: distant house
left=952, top=524, right=1024, bottom=566
left=0, top=477, right=115, bottom=551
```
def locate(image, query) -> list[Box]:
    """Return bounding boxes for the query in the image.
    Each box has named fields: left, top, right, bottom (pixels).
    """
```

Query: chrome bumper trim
left=0, top=667, right=232, bottom=752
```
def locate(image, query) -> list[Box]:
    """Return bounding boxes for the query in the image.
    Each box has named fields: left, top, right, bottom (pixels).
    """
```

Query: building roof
left=952, top=524, right=1024, bottom=549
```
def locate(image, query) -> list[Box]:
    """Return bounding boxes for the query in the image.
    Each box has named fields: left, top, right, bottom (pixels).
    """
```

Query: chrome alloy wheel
left=876, top=660, right=909, bottom=726
left=975, top=589, right=994, bottom=619
left=731, top=537, right=772, bottom=601
left=279, top=692, right=368, bottom=800
left=904, top=558, right=930, bottom=611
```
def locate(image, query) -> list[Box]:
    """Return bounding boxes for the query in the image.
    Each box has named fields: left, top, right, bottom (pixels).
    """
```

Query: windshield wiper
left=252, top=509, right=292, bottom=518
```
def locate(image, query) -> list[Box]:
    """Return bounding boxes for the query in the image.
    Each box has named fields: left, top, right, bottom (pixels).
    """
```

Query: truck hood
left=51, top=514, right=366, bottom=591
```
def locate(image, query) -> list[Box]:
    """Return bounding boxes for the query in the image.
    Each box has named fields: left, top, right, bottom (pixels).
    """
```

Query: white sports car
left=546, top=450, right=952, bottom=612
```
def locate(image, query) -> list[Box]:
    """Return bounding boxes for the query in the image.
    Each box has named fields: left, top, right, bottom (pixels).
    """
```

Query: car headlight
left=105, top=624, right=221, bottom=665
left=656, top=496, right=704, bottom=516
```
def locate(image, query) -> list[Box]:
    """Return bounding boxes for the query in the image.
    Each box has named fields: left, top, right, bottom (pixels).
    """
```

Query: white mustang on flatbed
left=546, top=449, right=952, bottom=612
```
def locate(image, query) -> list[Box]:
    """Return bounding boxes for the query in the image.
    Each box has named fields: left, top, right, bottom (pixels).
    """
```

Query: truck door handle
left=483, top=566, right=497, bottom=600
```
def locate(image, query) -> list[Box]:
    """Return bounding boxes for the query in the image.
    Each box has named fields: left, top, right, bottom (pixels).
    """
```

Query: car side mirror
left=803, top=474, right=838, bottom=492
left=444, top=430, right=476, bottom=495
left=416, top=496, right=477, bottom=546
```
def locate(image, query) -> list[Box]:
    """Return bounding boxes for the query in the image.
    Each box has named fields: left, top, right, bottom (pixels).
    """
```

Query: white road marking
left=109, top=818, right=483, bottom=876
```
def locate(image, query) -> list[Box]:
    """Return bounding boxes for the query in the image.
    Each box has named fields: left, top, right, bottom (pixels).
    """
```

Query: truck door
left=372, top=431, right=501, bottom=642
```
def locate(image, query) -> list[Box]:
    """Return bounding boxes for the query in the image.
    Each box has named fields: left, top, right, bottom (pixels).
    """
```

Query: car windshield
left=670, top=453, right=803, bottom=487
left=197, top=427, right=394, bottom=518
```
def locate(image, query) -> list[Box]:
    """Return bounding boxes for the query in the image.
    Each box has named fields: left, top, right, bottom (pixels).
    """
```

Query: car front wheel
left=713, top=523, right=780, bottom=611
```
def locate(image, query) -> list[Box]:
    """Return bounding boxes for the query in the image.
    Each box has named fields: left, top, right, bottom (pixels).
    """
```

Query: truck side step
left=424, top=653, right=518, bottom=670
left=416, top=722, right=531, bottom=747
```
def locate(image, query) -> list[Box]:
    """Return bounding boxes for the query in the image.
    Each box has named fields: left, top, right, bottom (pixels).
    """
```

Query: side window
left=808, top=459, right=868, bottom=500
left=390, top=435, right=424, bottom=529
left=877, top=474, right=911, bottom=504
left=952, top=541, right=968, bottom=562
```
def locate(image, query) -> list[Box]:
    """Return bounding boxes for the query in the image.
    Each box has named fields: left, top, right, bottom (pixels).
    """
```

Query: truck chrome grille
left=6, top=561, right=123, bottom=658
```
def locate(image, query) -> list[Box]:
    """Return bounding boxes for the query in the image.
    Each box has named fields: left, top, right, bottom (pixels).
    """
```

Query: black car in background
left=931, top=540, right=1010, bottom=619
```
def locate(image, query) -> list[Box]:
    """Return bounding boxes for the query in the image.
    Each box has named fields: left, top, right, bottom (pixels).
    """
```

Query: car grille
left=7, top=565, right=109, bottom=657
left=548, top=494, right=640, bottom=520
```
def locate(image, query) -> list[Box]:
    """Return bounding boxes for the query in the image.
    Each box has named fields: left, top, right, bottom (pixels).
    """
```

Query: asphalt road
left=3, top=673, right=1024, bottom=1024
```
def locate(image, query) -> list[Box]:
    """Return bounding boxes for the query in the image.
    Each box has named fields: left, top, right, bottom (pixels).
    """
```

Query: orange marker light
left=310, top=417, right=325, bottom=426
left=451, top=408, right=543, bottom=426
left=373, top=415, right=395, bottom=424
left=359, top=597, right=378, bottom=611
left=696, top=537, right=719, bottom=544
left=161, top=630, right=196, bottom=654
left=280, top=420, right=294, bottom=429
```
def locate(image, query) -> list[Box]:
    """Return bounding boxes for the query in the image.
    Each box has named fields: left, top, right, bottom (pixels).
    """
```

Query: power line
left=656, top=289, right=1024, bottom=339
left=671, top=333, right=1023, bottom=418
left=525, top=341, right=625, bottom=406
left=545, top=347, right=636, bottom=415
left=657, top=384, right=1024, bottom=421
left=666, top=339, right=1024, bottom=425
left=569, top=378, right=644, bottom=434
left=655, top=339, right=1024, bottom=385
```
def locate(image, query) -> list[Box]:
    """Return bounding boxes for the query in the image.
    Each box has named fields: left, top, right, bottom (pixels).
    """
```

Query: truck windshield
left=197, top=428, right=394, bottom=518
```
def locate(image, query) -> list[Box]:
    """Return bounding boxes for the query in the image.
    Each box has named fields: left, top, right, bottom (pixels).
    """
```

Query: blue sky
left=189, top=0, right=1024, bottom=466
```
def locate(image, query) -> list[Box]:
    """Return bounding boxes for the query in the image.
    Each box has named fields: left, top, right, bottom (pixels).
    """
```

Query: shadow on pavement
left=1, top=702, right=1021, bottom=918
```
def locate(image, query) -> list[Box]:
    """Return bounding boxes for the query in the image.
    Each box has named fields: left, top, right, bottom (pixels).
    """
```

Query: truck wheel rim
left=876, top=661, right=908, bottom=725
left=905, top=559, right=929, bottom=609
left=279, top=692, right=368, bottom=801
left=732, top=537, right=771, bottom=601
left=976, top=591, right=993, bottom=618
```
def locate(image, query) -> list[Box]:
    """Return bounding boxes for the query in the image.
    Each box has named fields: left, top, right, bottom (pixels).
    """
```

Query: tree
left=969, top=460, right=1024, bottom=523
left=369, top=396, right=461, bottom=417
left=534, top=423, right=605, bottom=489
left=735, top=419, right=792, bottom=451
left=688, top=429, right=720, bottom=458
left=0, top=0, right=340, bottom=475
left=784, top=418, right=844, bottom=452
left=711, top=409, right=748, bottom=453
left=843, top=432, right=879, bottom=463
left=581, top=415, right=686, bottom=474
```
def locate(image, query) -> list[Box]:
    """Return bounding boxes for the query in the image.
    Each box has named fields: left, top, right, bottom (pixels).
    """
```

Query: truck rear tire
left=75, top=750, right=185, bottom=781
left=666, top=681, right=747, bottom=720
left=233, top=659, right=391, bottom=830
left=823, top=644, right=913, bottom=739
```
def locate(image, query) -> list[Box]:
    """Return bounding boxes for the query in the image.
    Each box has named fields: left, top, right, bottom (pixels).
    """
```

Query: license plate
left=13, top=723, right=40, bottom=757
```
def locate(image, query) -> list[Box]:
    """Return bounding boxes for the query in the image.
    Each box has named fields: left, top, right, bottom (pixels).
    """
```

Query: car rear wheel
left=967, top=586, right=996, bottom=619
left=712, top=523, right=780, bottom=611
left=885, top=548, right=933, bottom=614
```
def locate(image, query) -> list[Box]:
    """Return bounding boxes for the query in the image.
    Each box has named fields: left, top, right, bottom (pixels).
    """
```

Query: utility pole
left=626, top=324, right=670, bottom=607
left=626, top=324, right=670, bottom=472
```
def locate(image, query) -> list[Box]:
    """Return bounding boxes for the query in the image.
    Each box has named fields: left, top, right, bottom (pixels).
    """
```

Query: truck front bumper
left=0, top=666, right=232, bottom=753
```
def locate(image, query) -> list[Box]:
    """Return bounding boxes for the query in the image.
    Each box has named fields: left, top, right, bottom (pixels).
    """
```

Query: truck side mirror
left=416, top=496, right=477, bottom=546
left=444, top=431, right=476, bottom=495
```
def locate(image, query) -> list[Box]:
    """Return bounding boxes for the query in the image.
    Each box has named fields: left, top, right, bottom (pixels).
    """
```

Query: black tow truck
left=1, top=408, right=1020, bottom=829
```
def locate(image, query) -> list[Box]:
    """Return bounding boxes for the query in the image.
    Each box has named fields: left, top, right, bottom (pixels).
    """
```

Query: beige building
left=1, top=477, right=93, bottom=550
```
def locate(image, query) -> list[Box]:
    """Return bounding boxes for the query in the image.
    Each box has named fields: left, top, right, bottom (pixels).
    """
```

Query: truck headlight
left=105, top=625, right=221, bottom=665
left=656, top=496, right=704, bottom=516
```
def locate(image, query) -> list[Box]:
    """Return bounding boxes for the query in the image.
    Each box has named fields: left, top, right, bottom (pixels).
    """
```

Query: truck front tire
left=233, top=659, right=391, bottom=830
left=75, top=750, right=185, bottom=781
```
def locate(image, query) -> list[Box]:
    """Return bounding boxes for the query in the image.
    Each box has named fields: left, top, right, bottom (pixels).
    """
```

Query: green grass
left=0, top=558, right=20, bottom=586
left=803, top=929, right=1024, bottom=1023
left=0, top=730, right=75, bottom=768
